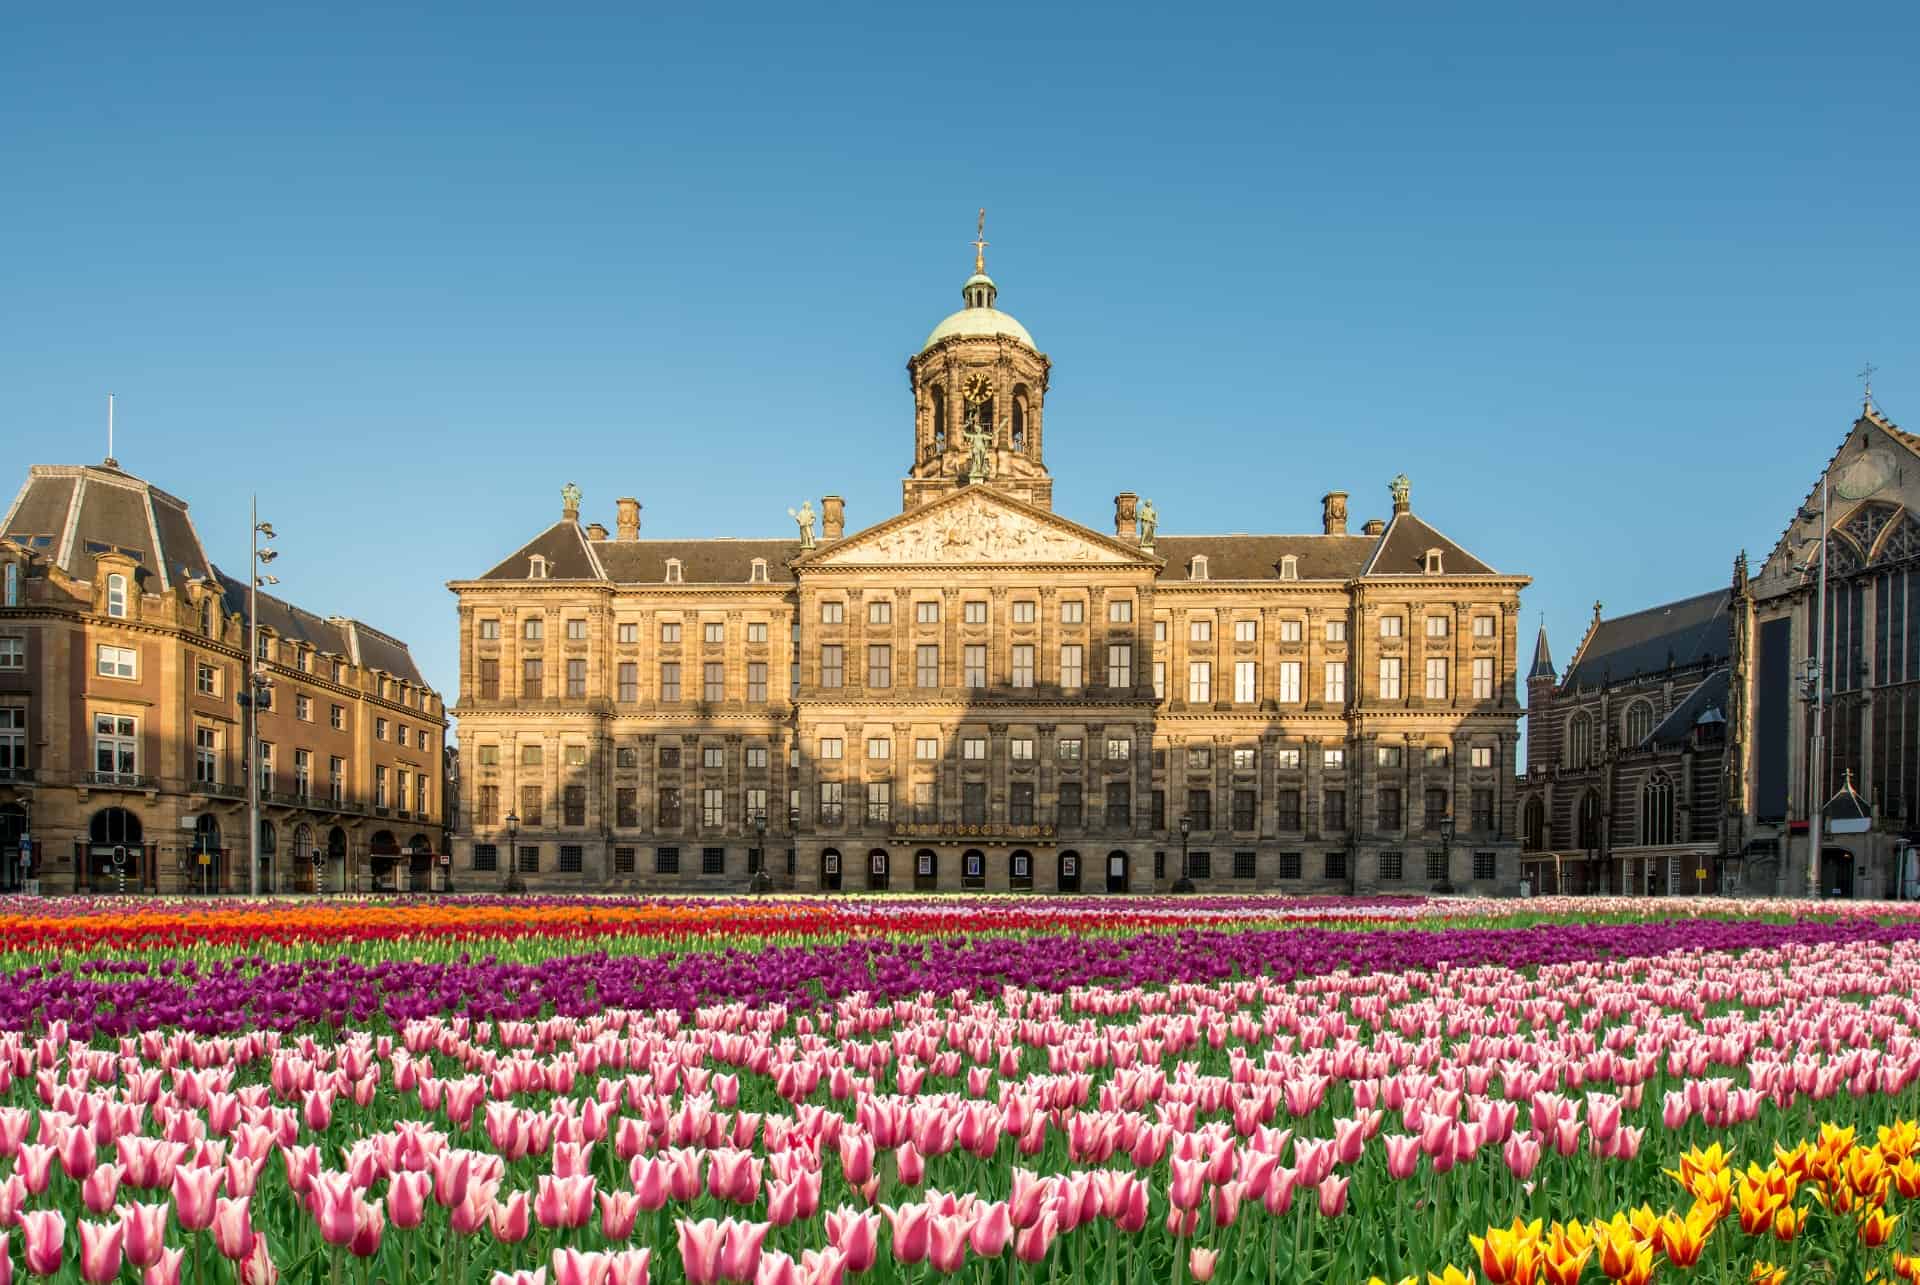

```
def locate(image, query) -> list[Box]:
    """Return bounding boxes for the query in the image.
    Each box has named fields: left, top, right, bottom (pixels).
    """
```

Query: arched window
left=90, top=807, right=142, bottom=846
left=106, top=573, right=128, bottom=618
left=258, top=819, right=276, bottom=856
left=1576, top=791, right=1602, bottom=850
left=931, top=386, right=947, bottom=454
left=1623, top=700, right=1654, bottom=748
left=1522, top=798, right=1545, bottom=851
left=3, top=563, right=16, bottom=607
left=1567, top=711, right=1593, bottom=768
left=1640, top=773, right=1675, bottom=846
left=1011, top=391, right=1028, bottom=453
left=292, top=823, right=314, bottom=859
left=199, top=597, right=214, bottom=636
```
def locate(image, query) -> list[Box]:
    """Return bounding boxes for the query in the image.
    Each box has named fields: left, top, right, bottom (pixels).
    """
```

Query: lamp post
left=503, top=810, right=521, bottom=894
left=1173, top=814, right=1194, bottom=893
left=247, top=500, right=277, bottom=898
left=751, top=811, right=770, bottom=893
left=1436, top=812, right=1456, bottom=894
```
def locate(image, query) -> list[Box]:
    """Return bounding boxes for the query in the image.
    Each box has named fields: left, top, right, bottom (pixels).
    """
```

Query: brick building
left=447, top=242, right=1531, bottom=894
left=0, top=459, right=448, bottom=894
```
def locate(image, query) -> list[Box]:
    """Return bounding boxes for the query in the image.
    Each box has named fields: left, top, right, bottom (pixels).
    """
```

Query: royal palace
left=448, top=238, right=1531, bottom=894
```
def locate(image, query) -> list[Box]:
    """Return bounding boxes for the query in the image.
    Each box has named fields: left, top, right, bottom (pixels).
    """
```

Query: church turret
left=903, top=211, right=1053, bottom=512
left=1528, top=618, right=1557, bottom=684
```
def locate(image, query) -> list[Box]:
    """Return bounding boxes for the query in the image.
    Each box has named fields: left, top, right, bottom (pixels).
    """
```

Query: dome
left=921, top=273, right=1037, bottom=351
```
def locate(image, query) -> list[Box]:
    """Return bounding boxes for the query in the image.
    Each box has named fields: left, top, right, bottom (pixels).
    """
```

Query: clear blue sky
left=5, top=3, right=1916, bottom=728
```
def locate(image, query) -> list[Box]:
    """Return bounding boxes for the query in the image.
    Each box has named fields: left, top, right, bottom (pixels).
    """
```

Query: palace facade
left=448, top=247, right=1531, bottom=894
left=0, top=460, right=449, bottom=894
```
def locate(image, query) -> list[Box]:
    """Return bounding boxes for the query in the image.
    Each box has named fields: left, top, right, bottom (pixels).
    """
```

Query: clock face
left=962, top=374, right=992, bottom=405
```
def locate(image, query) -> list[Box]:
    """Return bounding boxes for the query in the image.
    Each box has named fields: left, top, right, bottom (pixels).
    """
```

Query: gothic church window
left=1640, top=773, right=1675, bottom=846
left=1567, top=711, right=1594, bottom=768
left=1623, top=700, right=1654, bottom=748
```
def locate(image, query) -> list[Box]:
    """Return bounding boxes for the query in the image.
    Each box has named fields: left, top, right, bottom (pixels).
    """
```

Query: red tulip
left=78, top=1218, right=124, bottom=1285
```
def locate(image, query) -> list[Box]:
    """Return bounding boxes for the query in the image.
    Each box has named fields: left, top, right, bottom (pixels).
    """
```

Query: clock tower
left=903, top=212, right=1053, bottom=512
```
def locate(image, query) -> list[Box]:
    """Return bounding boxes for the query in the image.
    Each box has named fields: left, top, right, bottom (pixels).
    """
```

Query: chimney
left=1321, top=491, right=1348, bottom=536
left=616, top=497, right=642, bottom=541
left=822, top=495, right=845, bottom=542
left=1114, top=492, right=1139, bottom=542
left=1362, top=518, right=1386, bottom=536
left=585, top=522, right=609, bottom=541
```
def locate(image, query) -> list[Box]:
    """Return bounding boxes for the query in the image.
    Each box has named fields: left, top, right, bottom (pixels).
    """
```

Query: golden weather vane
left=972, top=208, right=989, bottom=274
left=1860, top=362, right=1879, bottom=411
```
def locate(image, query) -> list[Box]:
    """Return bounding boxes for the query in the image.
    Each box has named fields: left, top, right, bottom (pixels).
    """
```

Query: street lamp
left=247, top=499, right=277, bottom=899
left=503, top=810, right=521, bottom=894
left=750, top=811, right=771, bottom=893
left=1173, top=814, right=1194, bottom=893
left=1435, top=812, right=1457, bottom=894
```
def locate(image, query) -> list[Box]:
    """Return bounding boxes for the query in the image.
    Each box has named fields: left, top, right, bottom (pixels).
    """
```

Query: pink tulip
left=929, top=1214, right=971, bottom=1273
left=754, top=1252, right=800, bottom=1285
left=535, top=1174, right=596, bottom=1230
left=16, top=1146, right=55, bottom=1196
left=0, top=1174, right=27, bottom=1226
left=452, top=1182, right=497, bottom=1236
left=309, top=1172, right=358, bottom=1246
left=490, top=1273, right=546, bottom=1285
left=718, top=1219, right=769, bottom=1283
left=1317, top=1174, right=1350, bottom=1217
left=836, top=1133, right=874, bottom=1185
left=628, top=1156, right=669, bottom=1211
left=386, top=1171, right=431, bottom=1230
left=824, top=1207, right=878, bottom=1274
left=212, top=1196, right=255, bottom=1260
left=1189, top=1248, right=1219, bottom=1282
left=143, top=1246, right=186, bottom=1285
left=1012, top=1212, right=1057, bottom=1264
left=239, top=1234, right=279, bottom=1285
left=895, top=1142, right=925, bottom=1188
left=605, top=1248, right=652, bottom=1285
left=1168, top=1156, right=1208, bottom=1210
left=1502, top=1132, right=1541, bottom=1180
left=880, top=1203, right=930, bottom=1266
left=60, top=1127, right=98, bottom=1181
left=20, top=1209, right=65, bottom=1278
left=78, top=1218, right=124, bottom=1285
left=969, top=1201, right=1013, bottom=1256
left=171, top=1165, right=223, bottom=1232
left=550, top=1248, right=611, bottom=1285
left=599, top=1189, right=643, bottom=1239
left=348, top=1199, right=383, bottom=1259
left=491, top=1190, right=531, bottom=1244
left=118, top=1201, right=170, bottom=1268
left=1384, top=1133, right=1420, bottom=1180
left=81, top=1164, right=122, bottom=1215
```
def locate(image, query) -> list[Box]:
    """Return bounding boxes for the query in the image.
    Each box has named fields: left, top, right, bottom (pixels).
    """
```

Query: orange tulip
left=1879, top=1121, right=1920, bottom=1164
left=1658, top=1205, right=1712, bottom=1268
left=1470, top=1218, right=1542, bottom=1285
left=1748, top=1262, right=1786, bottom=1285
left=1537, top=1245, right=1591, bottom=1285
left=1596, top=1222, right=1652, bottom=1284
left=1769, top=1204, right=1806, bottom=1242
left=1861, top=1206, right=1901, bottom=1248
left=1892, top=1157, right=1920, bottom=1200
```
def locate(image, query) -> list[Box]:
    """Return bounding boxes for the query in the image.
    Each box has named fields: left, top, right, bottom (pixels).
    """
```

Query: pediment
left=803, top=489, right=1154, bottom=567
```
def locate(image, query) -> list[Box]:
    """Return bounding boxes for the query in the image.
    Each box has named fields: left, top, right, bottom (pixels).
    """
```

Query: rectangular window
left=1275, top=747, right=1300, bottom=770
left=1232, top=788, right=1256, bottom=830
left=1109, top=599, right=1133, bottom=623
left=1189, top=746, right=1212, bottom=771
left=656, top=846, right=680, bottom=875
left=745, top=787, right=768, bottom=822
left=1424, top=657, right=1448, bottom=700
left=658, top=744, right=680, bottom=769
left=867, top=644, right=892, bottom=689
left=565, top=618, right=587, bottom=641
left=1187, top=661, right=1211, bottom=703
left=478, top=618, right=501, bottom=641
left=912, top=781, right=935, bottom=824
left=1325, top=618, right=1347, bottom=642
left=1011, top=644, right=1034, bottom=688
left=747, top=663, right=768, bottom=703
left=1471, top=745, right=1494, bottom=769
left=335, top=757, right=351, bottom=804
left=0, top=639, right=23, bottom=671
left=564, top=785, right=586, bottom=826
left=1472, top=657, right=1495, bottom=700
left=514, top=845, right=540, bottom=874
left=1233, top=618, right=1258, bottom=643
left=1325, top=850, right=1348, bottom=881
left=517, top=783, right=541, bottom=826
left=747, top=622, right=768, bottom=644
left=1059, top=644, right=1084, bottom=690
left=1324, top=661, right=1347, bottom=704
left=962, top=736, right=986, bottom=761
left=865, top=781, right=891, bottom=823
left=616, top=787, right=638, bottom=829
left=564, top=743, right=586, bottom=767
left=618, top=662, right=639, bottom=702
left=478, top=658, right=500, bottom=700
left=1379, top=615, right=1403, bottom=638
left=1278, top=851, right=1302, bottom=880
left=1425, top=615, right=1450, bottom=637
left=1472, top=616, right=1496, bottom=639
left=914, top=644, right=940, bottom=688
left=1278, top=619, right=1302, bottom=643
left=612, top=745, right=636, bottom=769
left=1275, top=789, right=1300, bottom=830
left=1379, top=657, right=1402, bottom=700
left=521, top=743, right=544, bottom=766
left=703, top=745, right=724, bottom=768
left=396, top=725, right=409, bottom=747
left=1151, top=788, right=1166, bottom=830
left=1426, top=746, right=1450, bottom=768
left=1427, top=848, right=1449, bottom=882
left=817, top=781, right=845, bottom=825
left=96, top=644, right=136, bottom=678
left=1188, top=850, right=1211, bottom=879
left=521, top=618, right=543, bottom=641
left=613, top=846, right=635, bottom=873
left=616, top=622, right=638, bottom=644
left=1011, top=600, right=1035, bottom=624
left=1058, top=737, right=1082, bottom=762
left=567, top=658, right=587, bottom=698
left=473, top=843, right=498, bottom=871
left=661, top=621, right=682, bottom=644
left=1007, top=736, right=1033, bottom=762
left=964, top=645, right=987, bottom=688
left=703, top=788, right=724, bottom=828
left=657, top=787, right=681, bottom=827
left=704, top=621, right=725, bottom=644
left=1107, top=643, right=1133, bottom=689
left=1378, top=745, right=1403, bottom=768
left=704, top=662, right=724, bottom=702
left=702, top=846, right=726, bottom=874
left=375, top=717, right=389, bottom=741
left=746, top=745, right=768, bottom=768
left=1057, top=783, right=1082, bottom=828
left=192, top=725, right=217, bottom=784
left=1105, top=783, right=1131, bottom=830
left=819, top=737, right=843, bottom=760
left=1233, top=851, right=1256, bottom=880
left=1323, top=747, right=1345, bottom=770
left=1107, top=736, right=1131, bottom=763
left=660, top=662, right=681, bottom=702
left=1188, top=788, right=1211, bottom=830
left=962, top=781, right=987, bottom=825
left=1009, top=781, right=1034, bottom=825
left=1379, top=787, right=1403, bottom=830
left=195, top=663, right=217, bottom=696
left=1473, top=851, right=1497, bottom=880
left=916, top=600, right=940, bottom=624
left=915, top=737, right=939, bottom=760
left=1190, top=618, right=1212, bottom=643
left=866, top=736, right=891, bottom=760
left=1153, top=660, right=1167, bottom=699
left=294, top=748, right=311, bottom=797
left=1236, top=660, right=1267, bottom=703
left=1323, top=789, right=1346, bottom=831
left=964, top=600, right=987, bottom=625
left=1060, top=600, right=1084, bottom=624
left=1377, top=850, right=1403, bottom=880
left=1154, top=620, right=1168, bottom=642
left=521, top=658, right=543, bottom=699
left=820, top=645, right=844, bottom=688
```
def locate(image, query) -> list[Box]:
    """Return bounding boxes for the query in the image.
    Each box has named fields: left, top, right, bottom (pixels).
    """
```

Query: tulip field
left=3, top=896, right=1920, bottom=1285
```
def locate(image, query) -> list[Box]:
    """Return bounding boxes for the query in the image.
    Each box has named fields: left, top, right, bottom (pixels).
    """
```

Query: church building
left=446, top=231, right=1531, bottom=894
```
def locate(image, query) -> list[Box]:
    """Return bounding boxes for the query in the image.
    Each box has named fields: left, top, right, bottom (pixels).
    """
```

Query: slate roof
left=1362, top=513, right=1496, bottom=577
left=1528, top=622, right=1556, bottom=681
left=593, top=539, right=803, bottom=584
left=215, top=568, right=430, bottom=687
left=1645, top=668, right=1729, bottom=747
left=1151, top=535, right=1375, bottom=581
left=479, top=521, right=604, bottom=581
left=1563, top=589, right=1731, bottom=690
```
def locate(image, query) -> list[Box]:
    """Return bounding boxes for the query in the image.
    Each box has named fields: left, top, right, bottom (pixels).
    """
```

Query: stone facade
left=447, top=251, right=1531, bottom=895
left=0, top=462, right=448, bottom=894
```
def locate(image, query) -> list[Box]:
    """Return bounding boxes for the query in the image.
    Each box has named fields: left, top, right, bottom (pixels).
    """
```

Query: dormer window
left=1189, top=555, right=1209, bottom=581
left=3, top=563, right=16, bottom=607
left=665, top=558, right=683, bottom=584
left=528, top=556, right=549, bottom=579
left=1278, top=555, right=1299, bottom=581
left=106, top=573, right=128, bottom=618
left=199, top=597, right=214, bottom=636
left=257, top=630, right=272, bottom=661
left=1423, top=549, right=1445, bottom=575
left=749, top=558, right=768, bottom=584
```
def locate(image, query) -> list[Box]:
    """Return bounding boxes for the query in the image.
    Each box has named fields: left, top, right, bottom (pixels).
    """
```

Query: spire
left=962, top=208, right=998, bottom=310
left=1528, top=616, right=1556, bottom=682
left=972, top=208, right=989, bottom=275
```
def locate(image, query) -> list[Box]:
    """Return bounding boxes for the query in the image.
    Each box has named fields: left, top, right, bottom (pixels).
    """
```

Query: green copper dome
left=921, top=272, right=1037, bottom=352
